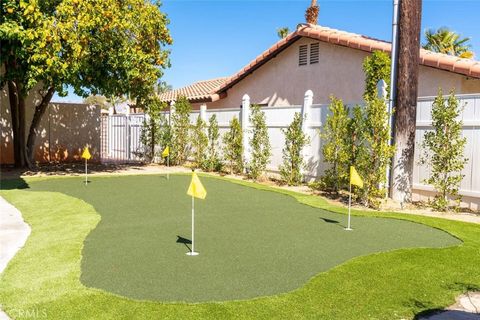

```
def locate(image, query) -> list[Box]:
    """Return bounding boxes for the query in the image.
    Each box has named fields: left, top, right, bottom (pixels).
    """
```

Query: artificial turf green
left=0, top=174, right=478, bottom=319
left=2, top=175, right=458, bottom=303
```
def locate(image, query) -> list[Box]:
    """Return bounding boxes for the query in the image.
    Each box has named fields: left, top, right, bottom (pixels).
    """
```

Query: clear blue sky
left=54, top=0, right=480, bottom=102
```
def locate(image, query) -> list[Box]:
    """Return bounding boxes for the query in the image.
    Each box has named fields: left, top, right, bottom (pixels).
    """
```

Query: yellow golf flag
left=187, top=172, right=207, bottom=199
left=162, top=146, right=170, bottom=158
left=81, top=147, right=92, bottom=160
left=350, top=166, right=363, bottom=188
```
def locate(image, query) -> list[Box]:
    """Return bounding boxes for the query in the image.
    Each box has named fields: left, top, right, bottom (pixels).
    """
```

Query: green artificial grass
left=0, top=174, right=479, bottom=319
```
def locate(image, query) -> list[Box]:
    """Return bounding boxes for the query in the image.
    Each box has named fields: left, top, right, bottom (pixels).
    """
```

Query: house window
left=298, top=45, right=308, bottom=66
left=310, top=43, right=319, bottom=64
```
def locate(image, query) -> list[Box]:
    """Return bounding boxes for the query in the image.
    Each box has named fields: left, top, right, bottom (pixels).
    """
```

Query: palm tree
left=305, top=0, right=319, bottom=25
left=155, top=81, right=172, bottom=95
left=423, top=28, right=474, bottom=59
left=390, top=0, right=422, bottom=203
left=277, top=27, right=290, bottom=39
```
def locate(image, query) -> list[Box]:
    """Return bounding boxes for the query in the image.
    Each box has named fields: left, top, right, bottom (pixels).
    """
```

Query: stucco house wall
left=195, top=37, right=480, bottom=109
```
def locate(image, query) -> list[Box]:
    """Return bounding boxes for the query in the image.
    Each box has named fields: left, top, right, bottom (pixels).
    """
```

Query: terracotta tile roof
left=159, top=77, right=229, bottom=103
left=216, top=24, right=480, bottom=93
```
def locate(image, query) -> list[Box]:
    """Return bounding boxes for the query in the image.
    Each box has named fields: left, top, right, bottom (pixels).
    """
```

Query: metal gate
left=101, top=113, right=145, bottom=163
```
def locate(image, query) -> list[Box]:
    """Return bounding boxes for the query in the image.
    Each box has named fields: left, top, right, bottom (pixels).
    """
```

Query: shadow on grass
left=414, top=309, right=480, bottom=319
left=176, top=236, right=192, bottom=252
left=0, top=177, right=30, bottom=190
left=319, top=216, right=346, bottom=229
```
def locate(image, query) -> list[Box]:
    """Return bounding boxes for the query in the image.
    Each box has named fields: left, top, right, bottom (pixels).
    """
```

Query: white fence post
left=241, top=94, right=251, bottom=170
left=200, top=104, right=207, bottom=122
left=377, top=79, right=390, bottom=192
left=377, top=79, right=388, bottom=100
left=169, top=101, right=175, bottom=126
left=301, top=90, right=313, bottom=179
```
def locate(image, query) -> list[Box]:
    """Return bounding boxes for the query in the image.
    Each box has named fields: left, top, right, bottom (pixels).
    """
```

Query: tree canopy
left=423, top=27, right=474, bottom=59
left=276, top=27, right=289, bottom=39
left=1, top=0, right=172, bottom=167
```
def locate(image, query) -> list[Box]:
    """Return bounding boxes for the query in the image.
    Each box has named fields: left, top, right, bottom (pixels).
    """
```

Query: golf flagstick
left=346, top=166, right=363, bottom=231
left=346, top=182, right=352, bottom=230
left=186, top=194, right=199, bottom=256
left=81, top=146, right=92, bottom=185
left=191, top=195, right=196, bottom=253
left=186, top=171, right=206, bottom=256
left=162, top=146, right=170, bottom=180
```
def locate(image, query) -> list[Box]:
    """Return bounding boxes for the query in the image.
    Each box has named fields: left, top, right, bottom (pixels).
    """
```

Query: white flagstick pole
left=186, top=194, right=199, bottom=256
left=85, top=158, right=88, bottom=185
left=191, top=195, right=194, bottom=253
left=167, top=154, right=170, bottom=180
left=346, top=182, right=352, bottom=231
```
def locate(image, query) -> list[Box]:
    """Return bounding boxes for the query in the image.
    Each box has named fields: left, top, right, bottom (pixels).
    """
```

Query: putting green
left=25, top=174, right=458, bottom=302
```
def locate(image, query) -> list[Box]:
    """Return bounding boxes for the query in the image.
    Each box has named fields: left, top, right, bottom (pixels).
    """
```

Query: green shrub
left=158, top=115, right=172, bottom=165
left=279, top=112, right=309, bottom=185
left=248, top=105, right=271, bottom=180
left=192, top=115, right=208, bottom=169
left=223, top=116, right=243, bottom=174
left=320, top=97, right=351, bottom=192
left=363, top=50, right=391, bottom=101
left=203, top=114, right=222, bottom=172
left=139, top=96, right=165, bottom=162
left=356, top=96, right=394, bottom=208
left=170, top=96, right=191, bottom=165
left=420, top=90, right=467, bottom=211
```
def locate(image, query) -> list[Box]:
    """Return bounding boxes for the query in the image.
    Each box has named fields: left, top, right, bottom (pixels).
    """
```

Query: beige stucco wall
left=1, top=86, right=101, bottom=165
left=199, top=37, right=480, bottom=109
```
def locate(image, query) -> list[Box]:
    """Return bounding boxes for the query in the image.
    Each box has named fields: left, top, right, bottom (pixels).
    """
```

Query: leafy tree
left=346, top=105, right=367, bottom=168
left=155, top=81, right=172, bottom=95
left=363, top=51, right=391, bottom=101
left=223, top=116, right=243, bottom=174
left=1, top=0, right=171, bottom=168
left=248, top=104, right=271, bottom=180
left=203, top=114, right=222, bottom=172
left=420, top=90, right=467, bottom=211
left=170, top=96, right=191, bottom=165
left=423, top=28, right=474, bottom=59
left=192, top=115, right=208, bottom=169
left=321, top=97, right=351, bottom=192
left=158, top=113, right=172, bottom=165
left=359, top=51, right=394, bottom=207
left=357, top=97, right=395, bottom=208
left=277, top=27, right=290, bottom=39
left=139, top=96, right=164, bottom=162
left=83, top=95, right=109, bottom=110
left=279, top=112, right=309, bottom=185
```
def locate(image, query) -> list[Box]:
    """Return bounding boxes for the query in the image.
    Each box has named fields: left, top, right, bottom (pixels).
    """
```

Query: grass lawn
left=0, top=174, right=479, bottom=319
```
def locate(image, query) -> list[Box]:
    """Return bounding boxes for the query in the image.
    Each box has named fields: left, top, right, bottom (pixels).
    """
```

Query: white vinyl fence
left=101, top=113, right=145, bottom=162
left=101, top=92, right=480, bottom=208
left=413, top=94, right=480, bottom=202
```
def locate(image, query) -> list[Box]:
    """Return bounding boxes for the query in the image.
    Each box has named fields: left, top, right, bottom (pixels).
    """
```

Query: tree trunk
left=7, top=80, right=27, bottom=167
left=17, top=92, right=27, bottom=167
left=25, top=87, right=55, bottom=167
left=7, top=81, right=22, bottom=167
left=390, top=0, right=422, bottom=203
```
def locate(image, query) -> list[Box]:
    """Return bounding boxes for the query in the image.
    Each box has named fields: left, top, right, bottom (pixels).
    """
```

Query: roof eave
left=217, top=33, right=303, bottom=94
